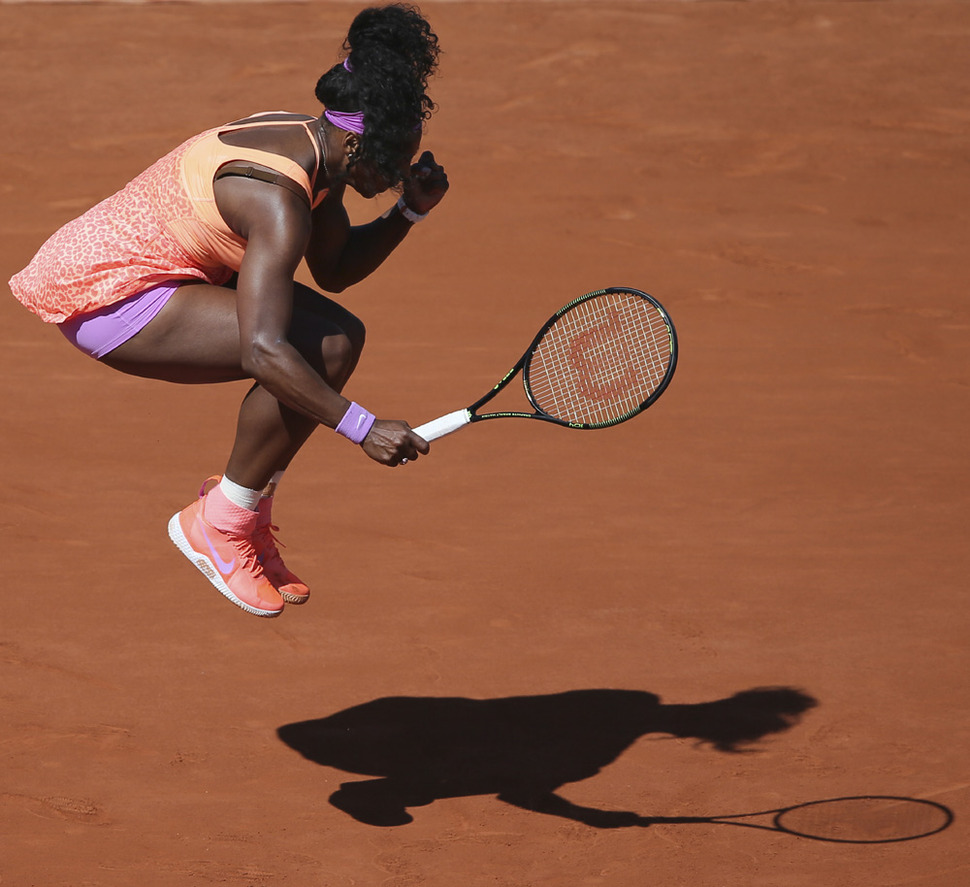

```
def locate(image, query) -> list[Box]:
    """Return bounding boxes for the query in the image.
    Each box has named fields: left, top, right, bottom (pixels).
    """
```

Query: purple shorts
left=58, top=281, right=181, bottom=359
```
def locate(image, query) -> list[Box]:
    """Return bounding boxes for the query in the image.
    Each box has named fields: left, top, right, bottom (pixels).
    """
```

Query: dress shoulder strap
left=217, top=113, right=323, bottom=204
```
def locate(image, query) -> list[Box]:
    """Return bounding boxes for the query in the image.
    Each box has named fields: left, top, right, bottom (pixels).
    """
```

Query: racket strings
left=774, top=797, right=952, bottom=843
left=527, top=292, right=673, bottom=426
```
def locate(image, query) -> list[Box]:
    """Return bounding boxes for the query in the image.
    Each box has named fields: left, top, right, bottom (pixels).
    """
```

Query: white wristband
left=396, top=195, right=428, bottom=224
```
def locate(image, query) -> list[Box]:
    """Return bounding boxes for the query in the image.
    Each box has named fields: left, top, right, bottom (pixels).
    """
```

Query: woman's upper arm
left=305, top=192, right=350, bottom=290
left=230, top=193, right=312, bottom=362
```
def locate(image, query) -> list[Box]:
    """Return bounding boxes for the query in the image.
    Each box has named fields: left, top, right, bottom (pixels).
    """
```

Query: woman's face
left=347, top=134, right=421, bottom=199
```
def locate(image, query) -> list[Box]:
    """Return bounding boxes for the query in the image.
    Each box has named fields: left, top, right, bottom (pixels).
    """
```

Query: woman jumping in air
left=9, top=4, right=447, bottom=618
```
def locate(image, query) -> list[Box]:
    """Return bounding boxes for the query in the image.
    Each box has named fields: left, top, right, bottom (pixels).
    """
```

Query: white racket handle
left=412, top=409, right=472, bottom=442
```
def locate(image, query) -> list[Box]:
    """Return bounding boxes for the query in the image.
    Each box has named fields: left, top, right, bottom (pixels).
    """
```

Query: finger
left=410, top=431, right=431, bottom=455
left=411, top=151, right=440, bottom=177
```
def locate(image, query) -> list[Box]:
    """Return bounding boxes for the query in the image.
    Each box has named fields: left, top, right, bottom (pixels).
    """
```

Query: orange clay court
left=1, top=2, right=968, bottom=885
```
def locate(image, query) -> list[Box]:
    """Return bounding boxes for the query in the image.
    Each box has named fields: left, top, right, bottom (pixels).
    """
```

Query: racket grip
left=412, top=409, right=472, bottom=442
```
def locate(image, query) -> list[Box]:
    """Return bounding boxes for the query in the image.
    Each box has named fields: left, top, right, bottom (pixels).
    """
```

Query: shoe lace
left=228, top=532, right=265, bottom=575
left=253, top=522, right=285, bottom=567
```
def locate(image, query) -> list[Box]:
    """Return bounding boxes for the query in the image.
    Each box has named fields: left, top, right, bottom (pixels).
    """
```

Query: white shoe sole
left=168, top=513, right=283, bottom=618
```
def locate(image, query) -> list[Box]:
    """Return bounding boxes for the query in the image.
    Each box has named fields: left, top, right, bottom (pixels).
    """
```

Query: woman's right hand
left=361, top=419, right=430, bottom=467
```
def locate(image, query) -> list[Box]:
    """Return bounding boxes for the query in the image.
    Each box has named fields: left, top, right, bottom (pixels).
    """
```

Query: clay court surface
left=2, top=1, right=968, bottom=884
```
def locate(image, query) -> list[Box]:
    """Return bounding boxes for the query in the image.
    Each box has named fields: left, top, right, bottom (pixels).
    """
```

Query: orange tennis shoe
left=168, top=480, right=284, bottom=618
left=253, top=516, right=310, bottom=605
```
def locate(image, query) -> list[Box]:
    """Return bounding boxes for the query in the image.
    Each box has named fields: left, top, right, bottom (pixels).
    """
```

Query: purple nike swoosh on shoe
left=200, top=524, right=237, bottom=575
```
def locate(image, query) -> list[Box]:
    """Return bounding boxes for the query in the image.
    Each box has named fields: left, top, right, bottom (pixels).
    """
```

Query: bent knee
left=341, top=314, right=366, bottom=354
left=326, top=317, right=365, bottom=366
left=319, top=328, right=365, bottom=389
left=323, top=333, right=355, bottom=369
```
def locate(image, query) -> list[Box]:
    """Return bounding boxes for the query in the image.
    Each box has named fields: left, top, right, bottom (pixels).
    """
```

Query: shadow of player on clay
left=277, top=686, right=817, bottom=827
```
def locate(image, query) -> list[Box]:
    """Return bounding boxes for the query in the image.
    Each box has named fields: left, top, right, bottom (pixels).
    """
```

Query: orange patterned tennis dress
left=9, top=113, right=327, bottom=324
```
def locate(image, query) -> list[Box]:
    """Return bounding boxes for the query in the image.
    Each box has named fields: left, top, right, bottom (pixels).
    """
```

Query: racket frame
left=770, top=795, right=954, bottom=844
left=419, top=287, right=677, bottom=440
left=660, top=795, right=954, bottom=844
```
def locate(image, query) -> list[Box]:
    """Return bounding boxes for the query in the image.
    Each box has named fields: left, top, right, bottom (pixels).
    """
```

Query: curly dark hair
left=315, top=4, right=440, bottom=187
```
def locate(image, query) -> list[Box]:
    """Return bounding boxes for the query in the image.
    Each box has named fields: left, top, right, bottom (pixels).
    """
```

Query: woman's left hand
left=402, top=151, right=449, bottom=215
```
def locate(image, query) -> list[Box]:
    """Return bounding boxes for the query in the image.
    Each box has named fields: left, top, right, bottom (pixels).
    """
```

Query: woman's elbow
left=240, top=337, right=282, bottom=381
left=307, top=259, right=349, bottom=294
left=310, top=271, right=349, bottom=294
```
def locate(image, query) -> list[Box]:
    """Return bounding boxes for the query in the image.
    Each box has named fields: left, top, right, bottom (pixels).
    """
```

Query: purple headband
left=324, top=109, right=366, bottom=134
left=323, top=58, right=365, bottom=134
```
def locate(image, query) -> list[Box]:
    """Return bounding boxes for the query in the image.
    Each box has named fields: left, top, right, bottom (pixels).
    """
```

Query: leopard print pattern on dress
left=9, top=130, right=234, bottom=324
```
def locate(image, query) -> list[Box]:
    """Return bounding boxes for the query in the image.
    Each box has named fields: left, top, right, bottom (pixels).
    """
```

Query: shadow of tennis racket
left=638, top=795, right=953, bottom=843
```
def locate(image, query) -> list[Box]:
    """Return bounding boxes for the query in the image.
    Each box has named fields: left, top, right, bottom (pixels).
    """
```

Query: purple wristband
left=335, top=402, right=376, bottom=444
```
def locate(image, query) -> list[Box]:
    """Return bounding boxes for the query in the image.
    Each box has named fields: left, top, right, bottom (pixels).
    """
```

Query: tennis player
left=8, top=4, right=446, bottom=618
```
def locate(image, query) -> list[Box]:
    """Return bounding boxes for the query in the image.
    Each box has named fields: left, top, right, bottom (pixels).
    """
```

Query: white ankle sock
left=219, top=475, right=262, bottom=512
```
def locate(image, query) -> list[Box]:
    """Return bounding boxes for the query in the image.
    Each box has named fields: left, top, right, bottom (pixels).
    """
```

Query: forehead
left=404, top=130, right=422, bottom=157
left=363, top=132, right=420, bottom=163
left=392, top=133, right=422, bottom=174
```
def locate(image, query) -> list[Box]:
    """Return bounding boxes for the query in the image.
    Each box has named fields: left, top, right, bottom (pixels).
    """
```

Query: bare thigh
left=101, top=282, right=363, bottom=385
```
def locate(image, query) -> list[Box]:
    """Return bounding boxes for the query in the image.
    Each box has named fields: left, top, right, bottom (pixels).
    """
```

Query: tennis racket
left=412, top=287, right=677, bottom=442
left=643, top=795, right=953, bottom=843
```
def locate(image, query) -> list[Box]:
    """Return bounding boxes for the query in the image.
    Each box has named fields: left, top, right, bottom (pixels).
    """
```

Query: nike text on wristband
left=335, top=402, right=376, bottom=444
left=396, top=195, right=428, bottom=224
